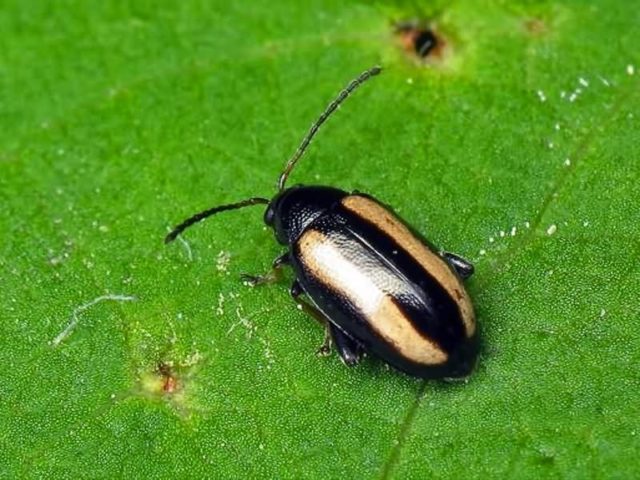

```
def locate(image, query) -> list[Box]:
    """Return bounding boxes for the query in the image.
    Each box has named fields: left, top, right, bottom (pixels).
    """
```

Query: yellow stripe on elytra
left=298, top=229, right=448, bottom=365
left=341, top=195, right=476, bottom=337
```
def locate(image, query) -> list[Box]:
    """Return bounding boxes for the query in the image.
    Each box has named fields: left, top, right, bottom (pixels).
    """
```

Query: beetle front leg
left=290, top=281, right=362, bottom=366
left=240, top=252, right=290, bottom=287
left=441, top=251, right=474, bottom=280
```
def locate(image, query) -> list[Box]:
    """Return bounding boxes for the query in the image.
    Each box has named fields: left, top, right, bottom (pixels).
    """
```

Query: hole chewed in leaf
left=414, top=29, right=438, bottom=57
left=395, top=20, right=448, bottom=63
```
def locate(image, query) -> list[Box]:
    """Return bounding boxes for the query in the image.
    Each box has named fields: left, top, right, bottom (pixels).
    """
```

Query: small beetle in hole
left=166, top=66, right=478, bottom=379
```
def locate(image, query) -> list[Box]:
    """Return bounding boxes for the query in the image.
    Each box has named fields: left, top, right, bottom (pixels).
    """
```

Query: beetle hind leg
left=290, top=281, right=362, bottom=366
left=441, top=251, right=474, bottom=280
left=329, top=323, right=362, bottom=366
left=241, top=252, right=290, bottom=287
left=317, top=327, right=333, bottom=357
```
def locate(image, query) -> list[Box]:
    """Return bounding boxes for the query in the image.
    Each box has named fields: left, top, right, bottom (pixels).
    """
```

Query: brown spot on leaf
left=157, top=361, right=180, bottom=394
left=524, top=18, right=547, bottom=36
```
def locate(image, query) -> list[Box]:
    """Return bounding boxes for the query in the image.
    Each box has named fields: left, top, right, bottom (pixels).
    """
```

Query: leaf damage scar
left=50, top=294, right=136, bottom=347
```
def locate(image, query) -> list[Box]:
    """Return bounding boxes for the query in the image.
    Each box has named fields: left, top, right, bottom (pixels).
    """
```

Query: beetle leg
left=441, top=252, right=474, bottom=280
left=241, top=252, right=290, bottom=287
left=289, top=280, right=323, bottom=327
left=289, top=282, right=362, bottom=366
left=317, top=327, right=333, bottom=357
left=290, top=279, right=304, bottom=298
left=289, top=287, right=333, bottom=355
left=328, top=323, right=362, bottom=366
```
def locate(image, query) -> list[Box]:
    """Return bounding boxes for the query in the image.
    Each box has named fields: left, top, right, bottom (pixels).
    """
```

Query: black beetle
left=166, top=66, right=478, bottom=379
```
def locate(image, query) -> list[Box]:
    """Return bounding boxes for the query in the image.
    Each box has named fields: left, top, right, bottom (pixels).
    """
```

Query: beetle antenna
left=165, top=197, right=270, bottom=244
left=277, top=65, right=382, bottom=191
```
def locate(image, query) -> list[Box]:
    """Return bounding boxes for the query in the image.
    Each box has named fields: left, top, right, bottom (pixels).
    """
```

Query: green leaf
left=2, top=1, right=639, bottom=478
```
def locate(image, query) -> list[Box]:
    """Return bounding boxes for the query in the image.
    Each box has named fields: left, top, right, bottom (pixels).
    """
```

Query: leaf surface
left=1, top=1, right=639, bottom=478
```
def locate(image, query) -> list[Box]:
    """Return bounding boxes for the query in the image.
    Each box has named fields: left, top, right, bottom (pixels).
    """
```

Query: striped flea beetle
left=166, top=66, right=478, bottom=379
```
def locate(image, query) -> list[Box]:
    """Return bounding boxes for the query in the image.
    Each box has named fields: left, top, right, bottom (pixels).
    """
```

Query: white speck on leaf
left=547, top=224, right=557, bottom=235
left=216, top=250, right=231, bottom=273
left=627, top=64, right=635, bottom=75
left=599, top=76, right=611, bottom=87
left=579, top=77, right=589, bottom=87
left=600, top=308, right=606, bottom=318
left=227, top=305, right=257, bottom=337
left=564, top=158, right=571, bottom=167
left=48, top=255, right=65, bottom=266
left=181, top=351, right=204, bottom=367
left=216, top=293, right=225, bottom=316
left=227, top=304, right=275, bottom=367
left=537, top=90, right=546, bottom=102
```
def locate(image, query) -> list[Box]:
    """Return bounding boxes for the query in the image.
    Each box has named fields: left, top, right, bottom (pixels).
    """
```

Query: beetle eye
left=264, top=204, right=276, bottom=226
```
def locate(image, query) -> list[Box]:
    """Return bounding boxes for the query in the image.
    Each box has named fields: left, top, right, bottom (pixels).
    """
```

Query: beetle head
left=265, top=185, right=347, bottom=245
